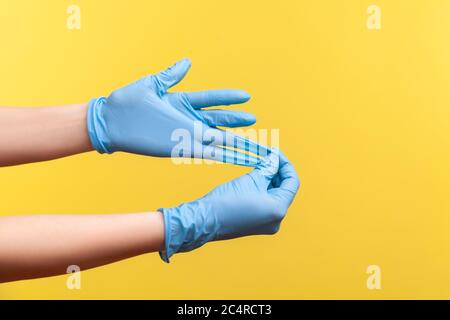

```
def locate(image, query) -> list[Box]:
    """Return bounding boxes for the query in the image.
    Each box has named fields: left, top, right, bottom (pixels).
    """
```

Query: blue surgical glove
left=159, top=150, right=300, bottom=262
left=88, top=58, right=269, bottom=166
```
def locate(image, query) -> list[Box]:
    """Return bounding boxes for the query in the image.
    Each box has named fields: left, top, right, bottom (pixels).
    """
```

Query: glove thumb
left=153, top=58, right=192, bottom=94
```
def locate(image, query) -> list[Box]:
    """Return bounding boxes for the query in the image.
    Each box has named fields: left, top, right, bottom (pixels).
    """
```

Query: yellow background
left=0, top=0, right=449, bottom=299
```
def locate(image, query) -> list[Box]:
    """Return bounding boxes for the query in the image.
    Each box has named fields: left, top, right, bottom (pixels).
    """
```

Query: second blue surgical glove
left=88, top=59, right=270, bottom=166
left=159, top=151, right=300, bottom=262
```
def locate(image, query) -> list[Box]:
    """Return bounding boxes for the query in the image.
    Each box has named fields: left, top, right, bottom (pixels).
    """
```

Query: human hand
left=159, top=150, right=300, bottom=262
left=88, top=59, right=269, bottom=166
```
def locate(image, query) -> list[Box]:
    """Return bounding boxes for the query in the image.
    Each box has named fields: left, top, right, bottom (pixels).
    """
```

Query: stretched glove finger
left=203, top=128, right=272, bottom=157
left=200, top=110, right=256, bottom=128
left=185, top=90, right=250, bottom=109
left=202, top=145, right=260, bottom=167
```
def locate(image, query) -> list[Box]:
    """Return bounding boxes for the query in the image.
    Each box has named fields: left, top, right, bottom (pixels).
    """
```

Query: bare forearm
left=0, top=212, right=164, bottom=283
left=0, top=104, right=93, bottom=166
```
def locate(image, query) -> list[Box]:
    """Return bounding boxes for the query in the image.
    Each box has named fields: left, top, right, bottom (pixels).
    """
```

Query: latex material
left=88, top=59, right=270, bottom=166
left=159, top=150, right=300, bottom=262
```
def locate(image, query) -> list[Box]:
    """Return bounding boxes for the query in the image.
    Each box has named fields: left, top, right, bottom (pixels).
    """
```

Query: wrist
left=58, top=103, right=95, bottom=154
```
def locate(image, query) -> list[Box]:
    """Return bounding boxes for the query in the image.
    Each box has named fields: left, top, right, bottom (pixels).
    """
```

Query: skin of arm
left=0, top=105, right=166, bottom=282
left=0, top=212, right=165, bottom=283
left=0, top=103, right=93, bottom=166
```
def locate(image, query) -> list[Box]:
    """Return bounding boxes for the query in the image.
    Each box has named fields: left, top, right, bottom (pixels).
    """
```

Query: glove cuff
left=87, top=97, right=112, bottom=154
left=158, top=207, right=175, bottom=263
left=158, top=201, right=219, bottom=263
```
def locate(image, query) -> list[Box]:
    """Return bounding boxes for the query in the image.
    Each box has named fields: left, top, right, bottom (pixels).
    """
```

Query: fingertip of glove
left=236, top=111, right=256, bottom=126
left=179, top=58, right=192, bottom=68
left=234, top=90, right=251, bottom=103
